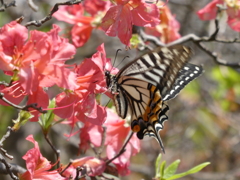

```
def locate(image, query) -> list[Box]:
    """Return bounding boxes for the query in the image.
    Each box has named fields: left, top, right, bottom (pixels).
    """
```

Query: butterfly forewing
left=114, top=77, right=151, bottom=120
left=117, top=45, right=198, bottom=100
left=106, top=45, right=203, bottom=151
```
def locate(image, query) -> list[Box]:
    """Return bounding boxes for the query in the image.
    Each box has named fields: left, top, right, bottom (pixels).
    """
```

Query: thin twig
left=25, top=0, right=83, bottom=27
left=0, top=127, right=14, bottom=160
left=0, top=127, right=12, bottom=146
left=0, top=162, right=26, bottom=175
left=106, top=132, right=134, bottom=165
left=98, top=126, right=107, bottom=157
left=60, top=162, right=72, bottom=175
left=0, top=81, right=11, bottom=87
left=0, top=93, right=47, bottom=113
left=0, top=154, right=17, bottom=180
left=138, top=14, right=240, bottom=68
left=44, top=134, right=60, bottom=168
left=0, top=0, right=16, bottom=12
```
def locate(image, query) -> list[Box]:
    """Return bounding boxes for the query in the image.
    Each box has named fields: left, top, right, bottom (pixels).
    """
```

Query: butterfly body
left=105, top=45, right=203, bottom=152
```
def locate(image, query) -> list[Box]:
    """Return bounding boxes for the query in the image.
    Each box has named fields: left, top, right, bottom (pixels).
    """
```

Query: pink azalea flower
left=197, top=0, right=240, bottom=31
left=53, top=4, right=94, bottom=47
left=101, top=0, right=160, bottom=46
left=19, top=135, right=65, bottom=180
left=79, top=121, right=103, bottom=152
left=0, top=21, right=77, bottom=121
left=0, top=81, right=25, bottom=106
left=54, top=44, right=113, bottom=147
left=83, top=0, right=111, bottom=16
left=104, top=109, right=141, bottom=175
left=61, top=157, right=106, bottom=178
left=75, top=94, right=106, bottom=125
left=0, top=22, right=76, bottom=92
left=53, top=3, right=109, bottom=47
left=197, top=0, right=223, bottom=21
left=145, top=1, right=181, bottom=43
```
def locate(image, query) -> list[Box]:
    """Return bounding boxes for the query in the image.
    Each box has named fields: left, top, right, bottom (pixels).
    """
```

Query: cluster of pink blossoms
left=197, top=0, right=240, bottom=31
left=2, top=0, right=240, bottom=178
left=0, top=20, right=140, bottom=178
left=0, top=0, right=194, bottom=179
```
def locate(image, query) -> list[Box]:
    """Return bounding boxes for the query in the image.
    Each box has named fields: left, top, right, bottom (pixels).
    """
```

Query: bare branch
left=0, top=156, right=19, bottom=180
left=106, top=132, right=134, bottom=165
left=138, top=14, right=240, bottom=69
left=0, top=81, right=11, bottom=87
left=44, top=134, right=60, bottom=169
left=0, top=162, right=26, bottom=175
left=60, top=162, right=72, bottom=176
left=0, top=127, right=20, bottom=180
left=0, top=127, right=14, bottom=160
left=98, top=126, right=107, bottom=157
left=0, top=92, right=47, bottom=113
left=0, top=0, right=16, bottom=12
left=25, top=0, right=83, bottom=27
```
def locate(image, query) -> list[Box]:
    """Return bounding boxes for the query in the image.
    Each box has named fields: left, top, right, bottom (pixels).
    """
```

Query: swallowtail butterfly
left=105, top=45, right=203, bottom=152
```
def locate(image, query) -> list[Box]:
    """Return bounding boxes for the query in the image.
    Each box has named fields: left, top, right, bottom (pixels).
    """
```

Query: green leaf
left=155, top=154, right=162, bottom=178
left=163, top=159, right=180, bottom=179
left=166, top=162, right=210, bottom=180
left=130, top=34, right=140, bottom=48
left=39, top=99, right=56, bottom=134
left=160, top=160, right=166, bottom=179
left=12, top=110, right=33, bottom=131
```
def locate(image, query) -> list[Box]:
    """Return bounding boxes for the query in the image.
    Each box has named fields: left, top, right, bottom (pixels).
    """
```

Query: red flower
left=101, top=0, right=160, bottom=46
left=54, top=44, right=113, bottom=143
left=104, top=109, right=141, bottom=175
left=61, top=157, right=106, bottom=178
left=0, top=81, right=25, bottom=106
left=79, top=121, right=103, bottom=152
left=197, top=0, right=224, bottom=20
left=83, top=0, right=111, bottom=16
left=197, top=0, right=240, bottom=31
left=53, top=4, right=94, bottom=47
left=145, top=1, right=181, bottom=43
left=0, top=21, right=77, bottom=121
left=19, top=135, right=65, bottom=180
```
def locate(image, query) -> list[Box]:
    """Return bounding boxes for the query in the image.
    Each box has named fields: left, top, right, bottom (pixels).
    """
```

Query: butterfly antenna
left=112, top=49, right=122, bottom=67
left=115, top=55, right=130, bottom=69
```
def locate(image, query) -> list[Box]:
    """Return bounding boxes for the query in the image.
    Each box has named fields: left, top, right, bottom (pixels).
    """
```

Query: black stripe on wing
left=130, top=84, right=169, bottom=153
left=116, top=77, right=151, bottom=120
left=116, top=46, right=194, bottom=99
left=162, top=63, right=203, bottom=101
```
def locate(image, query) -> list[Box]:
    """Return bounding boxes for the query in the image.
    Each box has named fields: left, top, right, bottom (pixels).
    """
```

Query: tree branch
left=138, top=16, right=240, bottom=68
left=44, top=134, right=60, bottom=169
left=0, top=127, right=21, bottom=180
left=106, top=132, right=134, bottom=165
left=0, top=93, right=47, bottom=113
left=0, top=0, right=16, bottom=12
left=25, top=0, right=83, bottom=27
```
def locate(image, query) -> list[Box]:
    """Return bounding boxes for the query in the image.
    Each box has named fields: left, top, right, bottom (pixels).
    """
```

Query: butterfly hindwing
left=106, top=45, right=203, bottom=151
left=162, top=63, right=203, bottom=101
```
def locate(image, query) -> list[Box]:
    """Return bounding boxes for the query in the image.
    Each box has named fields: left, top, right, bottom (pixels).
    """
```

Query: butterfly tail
left=153, top=103, right=169, bottom=153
